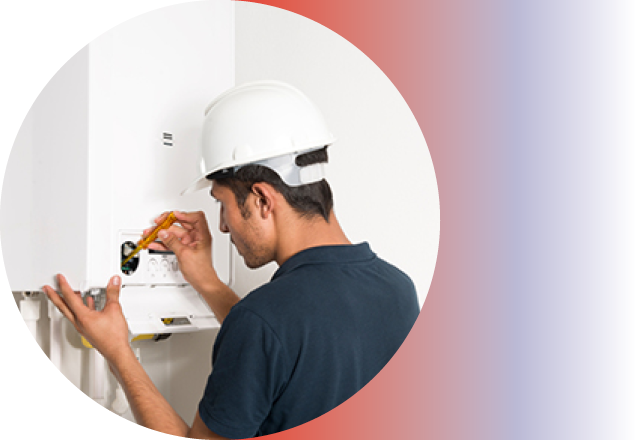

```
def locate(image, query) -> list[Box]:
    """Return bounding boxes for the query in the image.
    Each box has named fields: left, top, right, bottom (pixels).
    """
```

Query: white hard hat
left=182, top=80, right=336, bottom=195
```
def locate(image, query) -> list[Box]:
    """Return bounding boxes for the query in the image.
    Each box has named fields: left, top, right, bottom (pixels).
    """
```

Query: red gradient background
left=240, top=1, right=505, bottom=439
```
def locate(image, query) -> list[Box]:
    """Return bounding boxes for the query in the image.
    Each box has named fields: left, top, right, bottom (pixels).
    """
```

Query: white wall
left=5, top=0, right=233, bottom=426
left=233, top=3, right=439, bottom=306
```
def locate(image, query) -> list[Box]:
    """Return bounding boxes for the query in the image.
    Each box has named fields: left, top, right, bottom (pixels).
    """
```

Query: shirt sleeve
left=198, top=305, right=289, bottom=439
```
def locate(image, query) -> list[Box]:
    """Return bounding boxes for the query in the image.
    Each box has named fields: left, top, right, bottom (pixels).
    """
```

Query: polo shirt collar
left=272, top=242, right=374, bottom=281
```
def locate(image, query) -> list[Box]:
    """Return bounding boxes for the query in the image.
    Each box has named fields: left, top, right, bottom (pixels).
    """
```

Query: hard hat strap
left=209, top=148, right=327, bottom=187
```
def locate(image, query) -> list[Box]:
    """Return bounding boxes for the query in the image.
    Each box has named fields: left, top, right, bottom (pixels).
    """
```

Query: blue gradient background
left=1, top=1, right=642, bottom=439
left=502, top=2, right=642, bottom=439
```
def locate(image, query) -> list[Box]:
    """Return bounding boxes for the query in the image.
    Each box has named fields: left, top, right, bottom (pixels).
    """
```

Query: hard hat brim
left=181, top=174, right=212, bottom=196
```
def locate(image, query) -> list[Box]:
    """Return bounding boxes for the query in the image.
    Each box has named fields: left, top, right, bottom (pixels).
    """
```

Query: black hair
left=209, top=147, right=333, bottom=222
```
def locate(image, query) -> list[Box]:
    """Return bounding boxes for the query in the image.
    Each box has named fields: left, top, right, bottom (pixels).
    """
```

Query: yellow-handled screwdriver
left=121, top=212, right=177, bottom=268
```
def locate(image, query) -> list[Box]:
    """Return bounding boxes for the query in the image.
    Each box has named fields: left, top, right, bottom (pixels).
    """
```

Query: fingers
left=175, top=211, right=212, bottom=243
left=140, top=211, right=175, bottom=242
left=143, top=226, right=192, bottom=249
left=143, top=211, right=210, bottom=254
left=153, top=211, right=173, bottom=225
left=158, top=229, right=182, bottom=254
left=86, top=295, right=95, bottom=311
left=143, top=215, right=194, bottom=245
left=105, top=276, right=121, bottom=305
left=151, top=211, right=208, bottom=235
left=56, top=274, right=87, bottom=316
left=44, top=275, right=122, bottom=318
left=174, top=210, right=207, bottom=229
left=145, top=241, right=170, bottom=252
left=42, top=285, right=76, bottom=323
left=167, top=224, right=193, bottom=242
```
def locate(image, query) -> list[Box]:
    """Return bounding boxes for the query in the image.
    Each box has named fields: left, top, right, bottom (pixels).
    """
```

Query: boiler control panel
left=118, top=230, right=188, bottom=286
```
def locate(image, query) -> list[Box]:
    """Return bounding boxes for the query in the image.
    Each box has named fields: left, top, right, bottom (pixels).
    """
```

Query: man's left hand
left=43, top=274, right=132, bottom=364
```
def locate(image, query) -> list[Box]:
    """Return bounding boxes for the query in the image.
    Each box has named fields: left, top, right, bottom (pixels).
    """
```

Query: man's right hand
left=145, top=211, right=221, bottom=295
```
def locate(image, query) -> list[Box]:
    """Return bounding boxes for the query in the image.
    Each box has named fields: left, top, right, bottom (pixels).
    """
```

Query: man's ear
left=250, top=183, right=276, bottom=219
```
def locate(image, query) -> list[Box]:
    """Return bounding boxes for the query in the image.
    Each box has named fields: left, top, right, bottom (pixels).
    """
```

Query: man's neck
left=274, top=210, right=351, bottom=266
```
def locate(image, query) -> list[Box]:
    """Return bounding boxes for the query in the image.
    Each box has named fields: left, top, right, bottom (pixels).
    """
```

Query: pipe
left=111, top=382, right=129, bottom=414
left=47, top=300, right=63, bottom=371
left=20, top=292, right=40, bottom=340
left=88, top=348, right=106, bottom=400
left=85, top=288, right=106, bottom=401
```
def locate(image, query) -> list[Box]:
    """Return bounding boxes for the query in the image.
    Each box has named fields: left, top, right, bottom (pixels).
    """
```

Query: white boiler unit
left=2, top=1, right=235, bottom=424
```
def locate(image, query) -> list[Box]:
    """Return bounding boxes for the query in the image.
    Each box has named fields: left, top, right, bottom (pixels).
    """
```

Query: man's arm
left=109, top=348, right=190, bottom=436
left=109, top=348, right=226, bottom=439
left=43, top=274, right=228, bottom=439
left=189, top=412, right=228, bottom=440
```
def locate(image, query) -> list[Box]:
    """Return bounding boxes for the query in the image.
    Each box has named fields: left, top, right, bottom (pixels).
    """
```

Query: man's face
left=210, top=181, right=273, bottom=269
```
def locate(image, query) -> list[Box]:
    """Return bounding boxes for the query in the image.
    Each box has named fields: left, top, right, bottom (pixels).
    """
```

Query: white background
left=231, top=3, right=438, bottom=304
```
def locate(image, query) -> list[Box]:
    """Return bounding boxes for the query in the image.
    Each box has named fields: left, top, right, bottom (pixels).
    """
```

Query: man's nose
left=218, top=203, right=229, bottom=233
left=219, top=217, right=229, bottom=234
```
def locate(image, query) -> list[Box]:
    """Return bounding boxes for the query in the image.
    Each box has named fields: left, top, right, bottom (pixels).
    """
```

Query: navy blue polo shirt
left=198, top=243, right=419, bottom=439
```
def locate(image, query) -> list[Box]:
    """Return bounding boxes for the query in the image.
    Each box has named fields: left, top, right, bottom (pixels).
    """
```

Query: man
left=44, top=81, right=419, bottom=439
